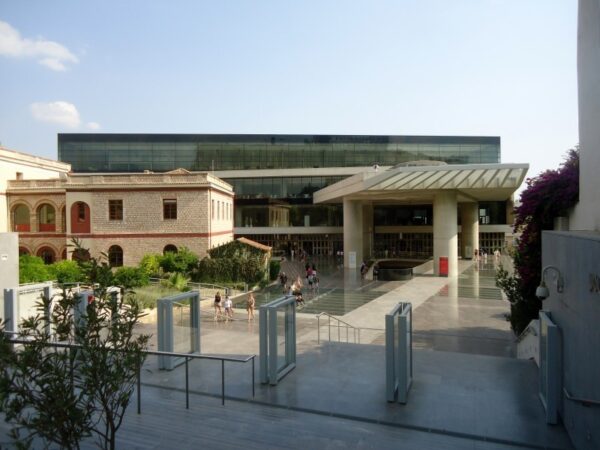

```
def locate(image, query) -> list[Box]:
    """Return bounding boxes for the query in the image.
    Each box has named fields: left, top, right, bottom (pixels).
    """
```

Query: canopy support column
left=434, top=192, right=458, bottom=277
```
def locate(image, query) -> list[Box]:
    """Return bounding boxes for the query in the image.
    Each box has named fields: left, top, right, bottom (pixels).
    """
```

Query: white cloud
left=31, top=101, right=81, bottom=128
left=86, top=121, right=101, bottom=130
left=0, top=20, right=78, bottom=71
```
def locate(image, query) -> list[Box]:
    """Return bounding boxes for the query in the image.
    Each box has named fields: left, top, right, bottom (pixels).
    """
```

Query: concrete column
left=343, top=198, right=363, bottom=269
left=362, top=202, right=374, bottom=259
left=460, top=202, right=479, bottom=259
left=433, top=192, right=458, bottom=277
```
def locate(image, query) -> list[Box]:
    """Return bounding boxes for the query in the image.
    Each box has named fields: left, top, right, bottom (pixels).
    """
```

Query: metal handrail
left=148, top=278, right=243, bottom=294
left=6, top=336, right=256, bottom=410
left=516, top=319, right=539, bottom=343
left=564, top=388, right=600, bottom=407
left=316, top=312, right=360, bottom=344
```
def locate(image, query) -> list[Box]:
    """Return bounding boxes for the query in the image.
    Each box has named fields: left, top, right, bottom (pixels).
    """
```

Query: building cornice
left=0, top=147, right=71, bottom=172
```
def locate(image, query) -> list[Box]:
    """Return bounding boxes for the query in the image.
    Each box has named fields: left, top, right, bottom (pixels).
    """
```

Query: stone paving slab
left=136, top=342, right=571, bottom=449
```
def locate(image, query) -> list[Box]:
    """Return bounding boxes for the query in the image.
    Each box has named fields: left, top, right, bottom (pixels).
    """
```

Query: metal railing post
left=317, top=315, right=320, bottom=343
left=137, top=363, right=141, bottom=414
left=185, top=357, right=189, bottom=409
left=7, top=338, right=258, bottom=413
left=221, top=359, right=225, bottom=405
left=69, top=347, right=75, bottom=393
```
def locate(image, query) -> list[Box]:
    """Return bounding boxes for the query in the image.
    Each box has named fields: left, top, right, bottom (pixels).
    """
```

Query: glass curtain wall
left=59, top=135, right=501, bottom=173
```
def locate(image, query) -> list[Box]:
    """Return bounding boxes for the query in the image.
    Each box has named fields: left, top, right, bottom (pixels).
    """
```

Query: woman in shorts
left=214, top=291, right=222, bottom=320
left=247, top=292, right=256, bottom=321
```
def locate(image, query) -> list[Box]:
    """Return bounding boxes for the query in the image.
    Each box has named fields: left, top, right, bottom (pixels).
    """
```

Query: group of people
left=214, top=291, right=256, bottom=321
left=305, top=263, right=319, bottom=292
left=279, top=271, right=308, bottom=307
left=474, top=248, right=502, bottom=263
left=360, top=260, right=379, bottom=280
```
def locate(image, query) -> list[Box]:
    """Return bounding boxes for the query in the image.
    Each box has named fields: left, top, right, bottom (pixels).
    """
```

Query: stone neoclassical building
left=4, top=162, right=234, bottom=266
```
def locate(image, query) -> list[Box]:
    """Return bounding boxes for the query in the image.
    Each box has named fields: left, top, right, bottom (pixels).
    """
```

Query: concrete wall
left=542, top=231, right=600, bottom=450
left=0, top=233, right=19, bottom=315
left=570, top=0, right=600, bottom=231
left=209, top=190, right=235, bottom=248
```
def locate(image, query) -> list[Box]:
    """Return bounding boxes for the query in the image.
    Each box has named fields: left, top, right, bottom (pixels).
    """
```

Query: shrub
left=113, top=266, right=149, bottom=289
left=163, top=272, right=190, bottom=292
left=48, top=260, right=84, bottom=284
left=269, top=260, right=280, bottom=280
left=496, top=149, right=579, bottom=335
left=159, top=247, right=198, bottom=274
left=138, top=253, right=161, bottom=277
left=196, top=255, right=266, bottom=285
left=19, top=255, right=50, bottom=284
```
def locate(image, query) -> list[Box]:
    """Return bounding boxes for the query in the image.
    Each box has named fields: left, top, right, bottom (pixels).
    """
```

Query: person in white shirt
left=224, top=295, right=233, bottom=320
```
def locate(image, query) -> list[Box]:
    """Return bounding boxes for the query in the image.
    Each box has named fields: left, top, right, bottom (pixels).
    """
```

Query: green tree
left=1, top=241, right=149, bottom=450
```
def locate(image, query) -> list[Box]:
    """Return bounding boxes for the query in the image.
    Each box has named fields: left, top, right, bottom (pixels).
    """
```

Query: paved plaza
left=1, top=257, right=573, bottom=449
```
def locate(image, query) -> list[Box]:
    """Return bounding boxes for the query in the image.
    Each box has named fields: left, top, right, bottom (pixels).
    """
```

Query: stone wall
left=77, top=236, right=210, bottom=267
left=7, top=172, right=234, bottom=265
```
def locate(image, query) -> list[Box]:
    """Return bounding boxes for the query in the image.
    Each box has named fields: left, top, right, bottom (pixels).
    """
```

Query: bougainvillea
left=497, top=148, right=579, bottom=335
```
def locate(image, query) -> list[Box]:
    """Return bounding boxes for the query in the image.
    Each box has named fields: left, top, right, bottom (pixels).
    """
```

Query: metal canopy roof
left=313, top=163, right=529, bottom=204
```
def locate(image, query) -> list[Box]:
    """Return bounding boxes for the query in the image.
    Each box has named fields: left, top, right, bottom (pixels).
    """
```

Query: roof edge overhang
left=314, top=163, right=529, bottom=204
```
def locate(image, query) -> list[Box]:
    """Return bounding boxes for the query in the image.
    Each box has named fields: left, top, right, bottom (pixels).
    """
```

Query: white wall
left=0, top=233, right=19, bottom=316
left=542, top=231, right=600, bottom=450
left=570, top=0, right=600, bottom=231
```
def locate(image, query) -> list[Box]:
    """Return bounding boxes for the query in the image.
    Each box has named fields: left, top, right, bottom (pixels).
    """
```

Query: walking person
left=246, top=292, right=255, bottom=321
left=279, top=271, right=287, bottom=293
left=224, top=294, right=233, bottom=320
left=214, top=291, right=222, bottom=320
left=312, top=269, right=319, bottom=291
left=360, top=260, right=368, bottom=279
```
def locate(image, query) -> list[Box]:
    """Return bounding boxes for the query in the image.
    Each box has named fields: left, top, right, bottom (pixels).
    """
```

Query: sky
left=0, top=0, right=578, bottom=191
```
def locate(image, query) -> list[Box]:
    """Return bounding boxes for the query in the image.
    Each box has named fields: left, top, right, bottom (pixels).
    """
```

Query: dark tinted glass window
left=163, top=199, right=177, bottom=220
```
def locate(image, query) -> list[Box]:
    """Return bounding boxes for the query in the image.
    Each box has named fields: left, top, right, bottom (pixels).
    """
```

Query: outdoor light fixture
left=536, top=265, right=564, bottom=300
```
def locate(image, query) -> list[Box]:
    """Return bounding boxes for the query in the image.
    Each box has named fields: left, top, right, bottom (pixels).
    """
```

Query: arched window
left=163, top=244, right=177, bottom=254
left=61, top=248, right=67, bottom=260
left=37, top=246, right=56, bottom=265
left=71, top=202, right=91, bottom=233
left=12, top=204, right=30, bottom=232
left=108, top=245, right=123, bottom=267
left=19, top=247, right=30, bottom=256
left=37, top=203, right=56, bottom=232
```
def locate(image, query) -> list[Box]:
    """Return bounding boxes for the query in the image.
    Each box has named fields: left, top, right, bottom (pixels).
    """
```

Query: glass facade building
left=57, top=134, right=506, bottom=255
left=58, top=134, right=500, bottom=173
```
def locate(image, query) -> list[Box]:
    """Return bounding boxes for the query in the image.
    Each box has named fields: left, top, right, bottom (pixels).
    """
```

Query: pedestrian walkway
left=1, top=256, right=573, bottom=449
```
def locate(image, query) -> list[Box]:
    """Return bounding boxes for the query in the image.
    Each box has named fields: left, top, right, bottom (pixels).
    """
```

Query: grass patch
left=130, top=284, right=181, bottom=310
